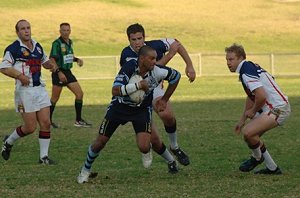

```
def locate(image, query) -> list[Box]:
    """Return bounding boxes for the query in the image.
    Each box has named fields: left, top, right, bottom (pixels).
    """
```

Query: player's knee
left=24, top=125, right=37, bottom=134
left=242, top=130, right=254, bottom=142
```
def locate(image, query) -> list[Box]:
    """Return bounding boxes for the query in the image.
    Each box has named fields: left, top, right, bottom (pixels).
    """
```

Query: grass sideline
left=0, top=77, right=299, bottom=197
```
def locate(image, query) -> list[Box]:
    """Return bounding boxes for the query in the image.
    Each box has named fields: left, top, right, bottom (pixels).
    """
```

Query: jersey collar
left=236, top=60, right=246, bottom=73
left=17, top=38, right=37, bottom=51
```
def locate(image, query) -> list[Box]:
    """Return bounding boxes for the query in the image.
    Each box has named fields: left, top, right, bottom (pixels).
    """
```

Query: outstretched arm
left=176, top=40, right=196, bottom=82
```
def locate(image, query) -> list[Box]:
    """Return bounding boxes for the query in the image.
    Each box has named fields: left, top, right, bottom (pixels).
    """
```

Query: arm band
left=120, top=83, right=139, bottom=96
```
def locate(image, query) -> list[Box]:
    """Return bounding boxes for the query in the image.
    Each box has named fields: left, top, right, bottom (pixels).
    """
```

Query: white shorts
left=14, top=85, right=51, bottom=113
left=258, top=103, right=291, bottom=126
left=153, top=82, right=165, bottom=100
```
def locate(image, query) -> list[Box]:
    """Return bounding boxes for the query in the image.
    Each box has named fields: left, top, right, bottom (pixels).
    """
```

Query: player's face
left=129, top=32, right=145, bottom=53
left=226, top=52, right=243, bottom=72
left=143, top=50, right=157, bottom=71
left=16, top=21, right=31, bottom=42
left=60, top=25, right=71, bottom=40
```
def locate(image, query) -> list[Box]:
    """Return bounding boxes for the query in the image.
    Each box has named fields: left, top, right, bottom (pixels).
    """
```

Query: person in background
left=225, top=43, right=291, bottom=174
left=49, top=23, right=91, bottom=128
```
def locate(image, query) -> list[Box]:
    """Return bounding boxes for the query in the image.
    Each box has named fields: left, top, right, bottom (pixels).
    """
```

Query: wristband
left=120, top=83, right=139, bottom=96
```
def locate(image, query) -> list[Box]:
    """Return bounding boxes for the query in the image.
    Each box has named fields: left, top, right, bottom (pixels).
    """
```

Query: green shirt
left=50, top=37, right=75, bottom=70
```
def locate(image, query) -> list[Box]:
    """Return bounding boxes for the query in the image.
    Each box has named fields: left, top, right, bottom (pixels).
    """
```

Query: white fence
left=1, top=53, right=299, bottom=81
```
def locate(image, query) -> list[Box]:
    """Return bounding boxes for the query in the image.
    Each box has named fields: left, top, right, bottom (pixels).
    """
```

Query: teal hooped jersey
left=50, top=37, right=74, bottom=70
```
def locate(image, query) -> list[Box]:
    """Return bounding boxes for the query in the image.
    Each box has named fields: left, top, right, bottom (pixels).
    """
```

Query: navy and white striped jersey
left=119, top=38, right=175, bottom=66
left=0, top=38, right=48, bottom=88
left=237, top=60, right=289, bottom=111
left=110, top=59, right=180, bottom=112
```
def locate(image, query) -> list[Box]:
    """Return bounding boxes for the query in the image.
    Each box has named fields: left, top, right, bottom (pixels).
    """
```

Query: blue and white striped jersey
left=111, top=59, right=180, bottom=111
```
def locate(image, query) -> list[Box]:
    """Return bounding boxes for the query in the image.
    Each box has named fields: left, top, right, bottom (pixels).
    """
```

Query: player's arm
left=73, top=56, right=83, bottom=67
left=0, top=51, right=30, bottom=86
left=0, top=67, right=30, bottom=86
left=245, top=87, right=266, bottom=119
left=155, top=66, right=181, bottom=111
left=176, top=40, right=196, bottom=82
left=235, top=96, right=253, bottom=134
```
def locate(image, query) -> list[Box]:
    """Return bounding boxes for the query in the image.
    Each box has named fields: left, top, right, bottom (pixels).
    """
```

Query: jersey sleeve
left=0, top=50, right=14, bottom=69
left=153, top=64, right=181, bottom=85
left=159, top=38, right=176, bottom=51
left=49, top=40, right=60, bottom=60
left=113, top=60, right=136, bottom=87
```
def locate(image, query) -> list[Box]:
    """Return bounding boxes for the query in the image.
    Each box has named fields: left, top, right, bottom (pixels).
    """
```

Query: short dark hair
left=138, top=45, right=155, bottom=57
left=15, top=19, right=28, bottom=32
left=225, top=43, right=246, bottom=59
left=60, top=22, right=70, bottom=28
left=126, top=23, right=145, bottom=39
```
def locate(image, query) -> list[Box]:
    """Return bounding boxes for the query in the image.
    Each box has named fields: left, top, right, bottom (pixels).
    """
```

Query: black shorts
left=52, top=69, right=77, bottom=86
left=98, top=106, right=152, bottom=138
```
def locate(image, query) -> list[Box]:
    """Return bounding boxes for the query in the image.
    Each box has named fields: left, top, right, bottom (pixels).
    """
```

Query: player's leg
left=133, top=109, right=178, bottom=173
left=50, top=72, right=64, bottom=128
left=2, top=112, right=37, bottom=161
left=77, top=113, right=119, bottom=184
left=36, top=106, right=56, bottom=164
left=67, top=81, right=91, bottom=127
left=239, top=113, right=278, bottom=172
left=50, top=85, right=63, bottom=128
left=153, top=94, right=190, bottom=166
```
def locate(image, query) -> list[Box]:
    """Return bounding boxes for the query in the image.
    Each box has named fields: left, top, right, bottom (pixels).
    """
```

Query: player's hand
left=245, top=109, right=255, bottom=119
left=138, top=80, right=149, bottom=92
left=155, top=98, right=167, bottom=112
left=77, top=59, right=83, bottom=67
left=58, top=72, right=67, bottom=84
left=185, top=66, right=196, bottom=82
left=234, top=121, right=244, bottom=135
left=18, top=74, right=30, bottom=86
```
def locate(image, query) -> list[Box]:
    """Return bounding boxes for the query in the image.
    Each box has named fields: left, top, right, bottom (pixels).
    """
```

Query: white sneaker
left=142, top=150, right=153, bottom=168
left=77, top=168, right=90, bottom=184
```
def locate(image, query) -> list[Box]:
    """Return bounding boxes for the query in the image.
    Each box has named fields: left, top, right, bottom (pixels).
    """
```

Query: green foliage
left=0, top=77, right=299, bottom=197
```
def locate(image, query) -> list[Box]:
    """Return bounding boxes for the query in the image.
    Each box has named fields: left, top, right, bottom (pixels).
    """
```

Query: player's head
left=126, top=23, right=145, bottom=53
left=138, top=45, right=157, bottom=71
left=60, top=22, right=71, bottom=40
left=15, top=19, right=31, bottom=42
left=225, top=43, right=246, bottom=72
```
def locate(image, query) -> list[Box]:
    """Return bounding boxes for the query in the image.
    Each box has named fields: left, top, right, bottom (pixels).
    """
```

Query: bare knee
left=93, top=135, right=109, bottom=152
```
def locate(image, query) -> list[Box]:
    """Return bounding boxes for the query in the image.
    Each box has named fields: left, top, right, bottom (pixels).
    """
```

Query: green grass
left=1, top=0, right=300, bottom=55
left=0, top=77, right=299, bottom=197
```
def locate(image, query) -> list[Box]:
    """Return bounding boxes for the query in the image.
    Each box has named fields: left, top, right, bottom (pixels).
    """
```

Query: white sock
left=39, top=138, right=50, bottom=158
left=6, top=130, right=21, bottom=145
left=160, top=149, right=175, bottom=163
left=168, top=133, right=178, bottom=150
left=251, top=147, right=262, bottom=161
left=262, top=150, right=278, bottom=171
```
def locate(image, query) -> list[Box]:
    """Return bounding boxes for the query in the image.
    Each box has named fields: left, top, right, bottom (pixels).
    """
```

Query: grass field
left=0, top=77, right=299, bottom=197
left=0, top=0, right=300, bottom=55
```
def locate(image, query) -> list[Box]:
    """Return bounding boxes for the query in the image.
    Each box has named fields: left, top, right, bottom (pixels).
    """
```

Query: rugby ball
left=128, top=74, right=145, bottom=103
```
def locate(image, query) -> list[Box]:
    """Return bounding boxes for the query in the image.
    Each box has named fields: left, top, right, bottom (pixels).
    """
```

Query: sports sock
left=75, top=99, right=83, bottom=121
left=83, top=145, right=100, bottom=171
left=39, top=131, right=50, bottom=158
left=261, top=144, right=278, bottom=171
left=156, top=143, right=174, bottom=163
left=164, top=121, right=178, bottom=149
left=249, top=142, right=262, bottom=161
left=6, top=126, right=26, bottom=145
